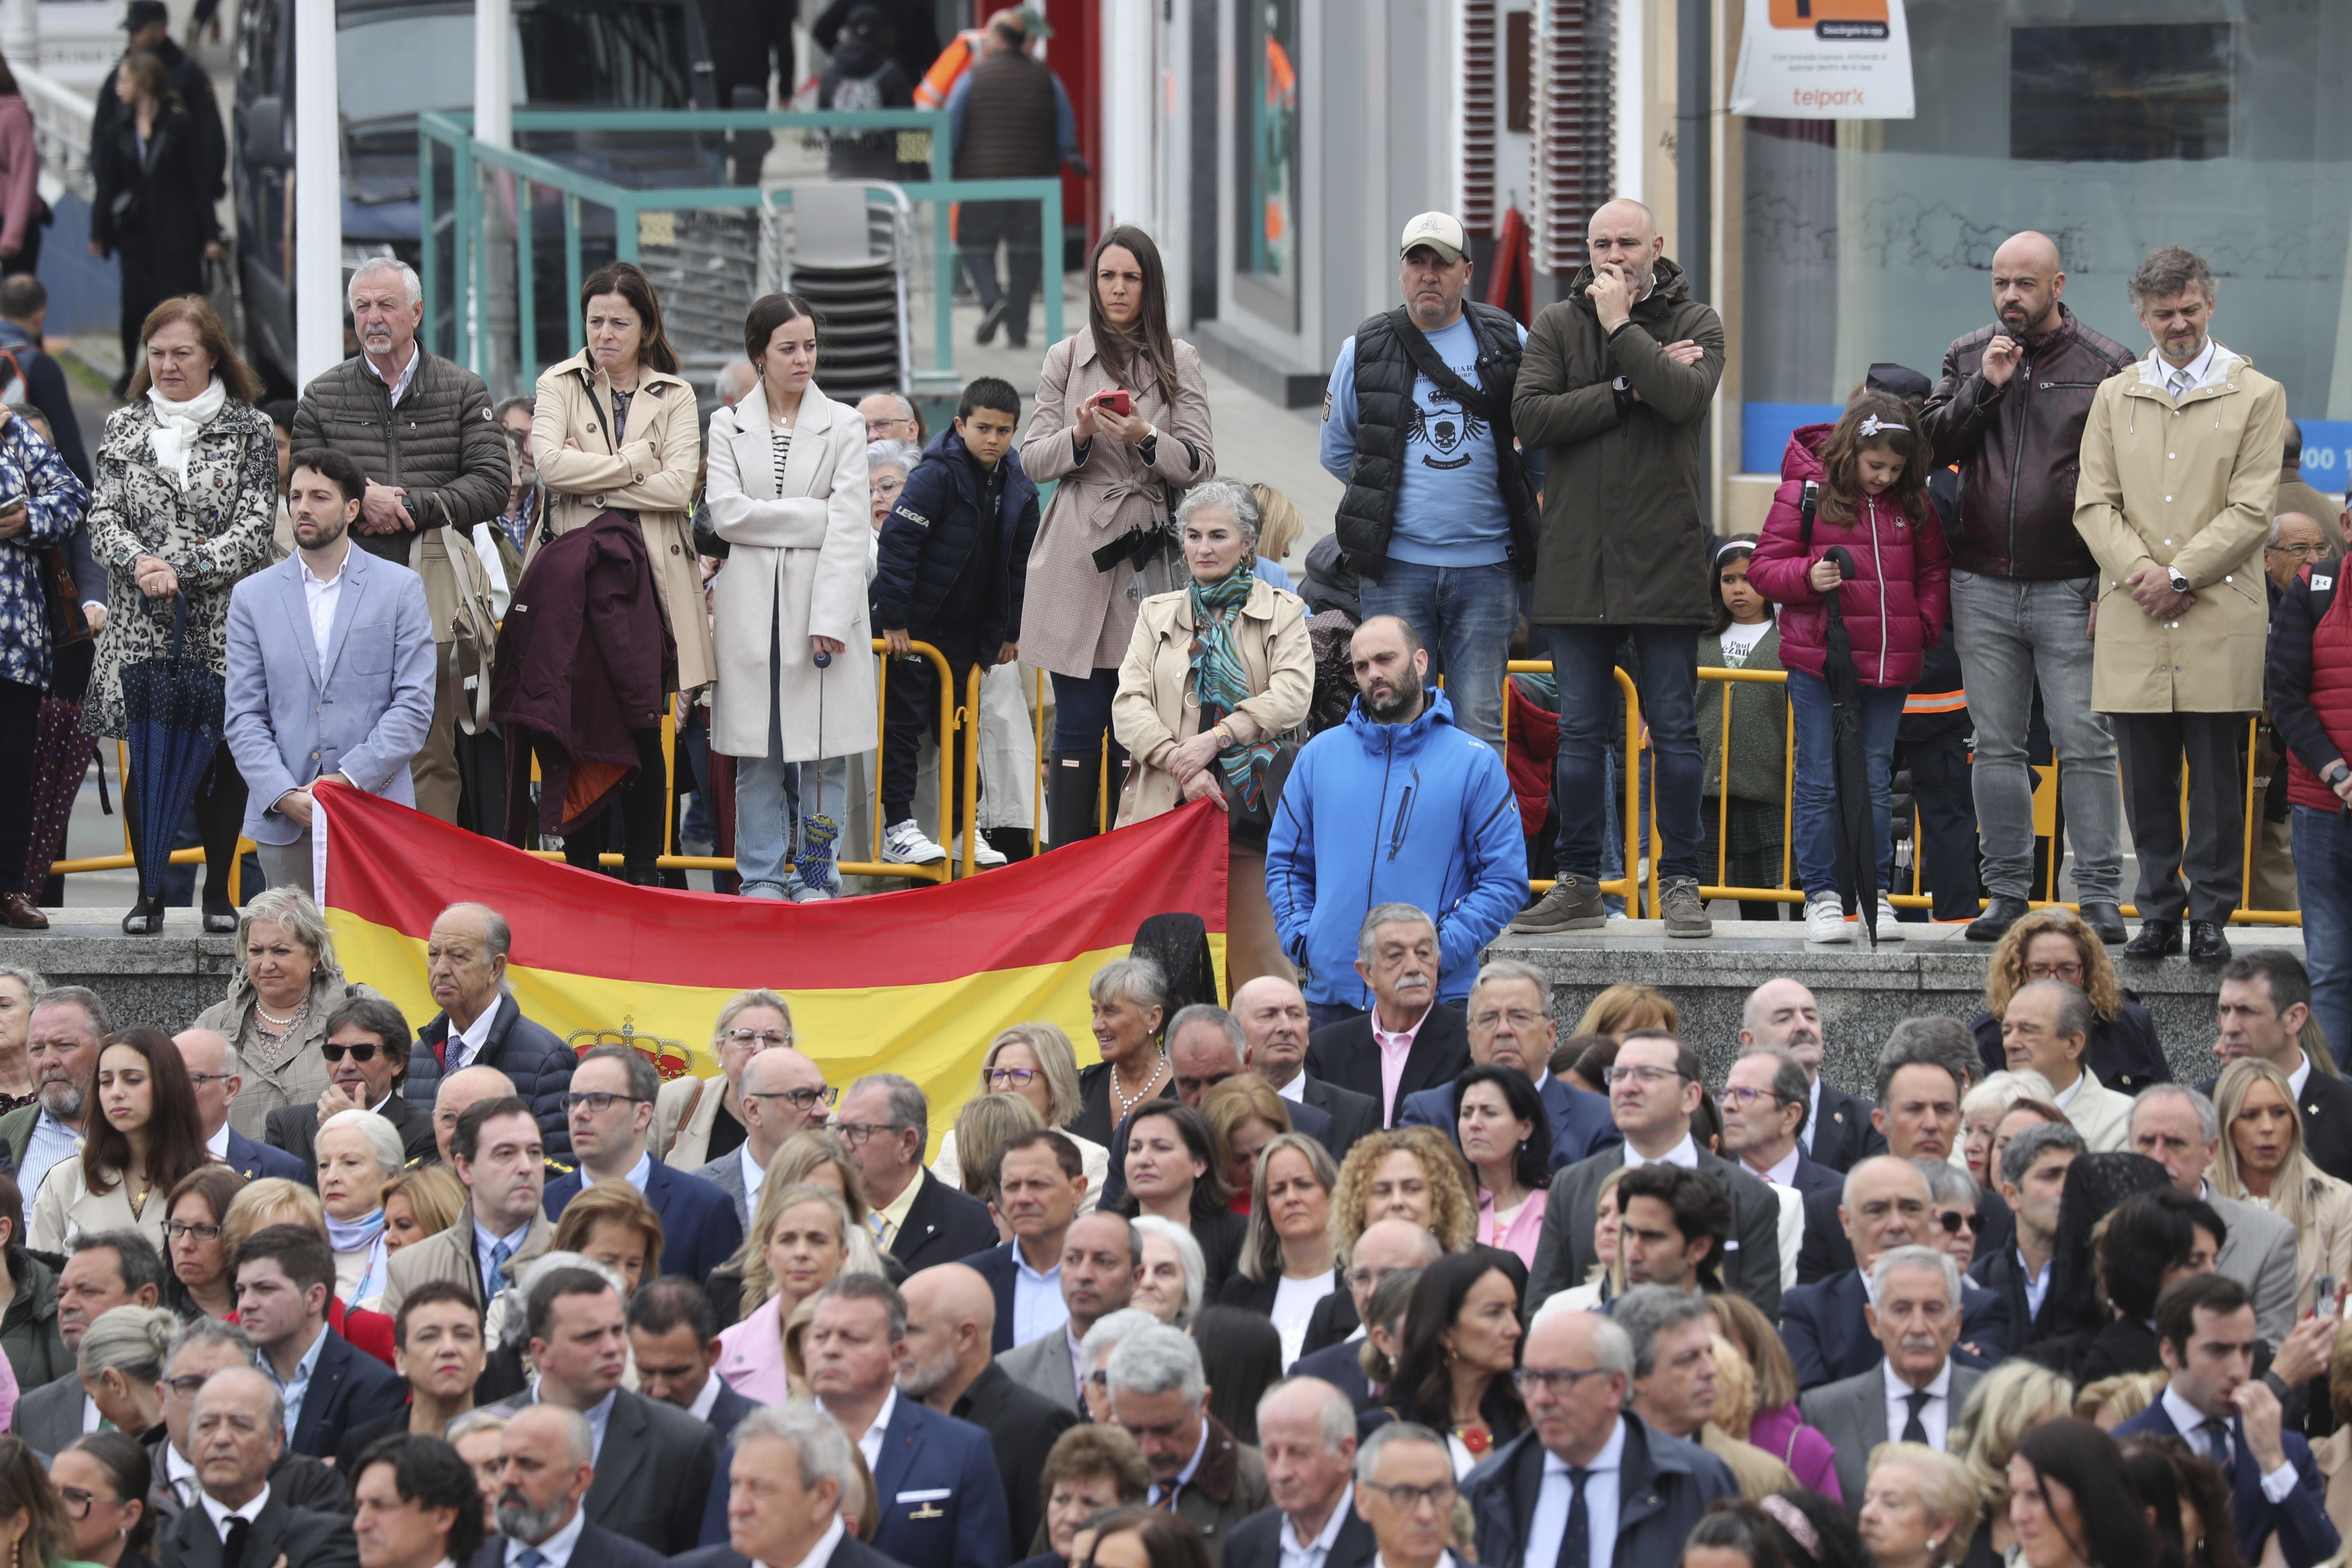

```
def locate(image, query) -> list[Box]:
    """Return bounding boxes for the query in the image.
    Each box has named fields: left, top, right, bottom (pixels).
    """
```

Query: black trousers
left=2113, top=709, right=2248, bottom=924
left=1899, top=714, right=1982, bottom=921
left=122, top=738, right=246, bottom=908
left=880, top=634, right=982, bottom=832
left=117, top=243, right=206, bottom=386
left=958, top=201, right=1043, bottom=340
left=561, top=727, right=669, bottom=875
left=0, top=679, right=39, bottom=895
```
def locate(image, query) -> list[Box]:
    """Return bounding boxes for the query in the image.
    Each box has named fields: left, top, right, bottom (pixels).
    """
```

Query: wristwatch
left=2167, top=567, right=2192, bottom=594
left=2325, top=762, right=2351, bottom=789
left=1138, top=423, right=1160, bottom=462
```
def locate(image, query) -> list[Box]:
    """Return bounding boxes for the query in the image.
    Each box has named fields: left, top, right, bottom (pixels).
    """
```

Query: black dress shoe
left=1966, top=895, right=2031, bottom=943
left=2188, top=921, right=2233, bottom=963
left=2124, top=918, right=2183, bottom=959
left=2079, top=900, right=2128, bottom=946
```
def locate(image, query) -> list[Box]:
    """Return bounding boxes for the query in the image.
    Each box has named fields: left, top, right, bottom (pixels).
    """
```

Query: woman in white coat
left=705, top=293, right=876, bottom=900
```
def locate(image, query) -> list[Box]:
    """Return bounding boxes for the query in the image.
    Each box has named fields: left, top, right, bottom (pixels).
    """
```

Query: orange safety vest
left=916, top=29, right=986, bottom=108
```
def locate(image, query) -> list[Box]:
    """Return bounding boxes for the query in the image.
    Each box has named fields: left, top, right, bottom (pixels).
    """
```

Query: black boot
left=1966, top=895, right=2031, bottom=943
left=2124, top=918, right=2184, bottom=959
left=1046, top=750, right=1103, bottom=850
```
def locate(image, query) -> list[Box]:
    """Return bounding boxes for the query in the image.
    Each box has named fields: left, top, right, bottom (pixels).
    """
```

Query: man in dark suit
left=807, top=1275, right=1011, bottom=1568
left=625, top=1280, right=756, bottom=1442
left=162, top=1368, right=358, bottom=1568
left=349, top=1432, right=487, bottom=1568
left=1224, top=1377, right=1376, bottom=1568
left=234, top=1225, right=407, bottom=1461
left=1715, top=1047, right=1842, bottom=1199
left=260, top=997, right=440, bottom=1170
left=997, top=1211, right=1141, bottom=1413
left=541, top=1045, right=743, bottom=1280
left=1287, top=1220, right=1439, bottom=1401
left=1302, top=908, right=1472, bottom=1128
left=1780, top=1158, right=2009, bottom=1389
left=1967, top=1121, right=2086, bottom=1354
left=1232, top=976, right=1383, bottom=1158
left=12, top=1229, right=164, bottom=1455
left=687, top=1403, right=913, bottom=1568
left=152, top=1320, right=351, bottom=1527
left=1394, top=958, right=1621, bottom=1169
left=2113, top=1272, right=2342, bottom=1568
left=479, top=1405, right=665, bottom=1568
left=1798, top=1246, right=1985, bottom=1517
left=1739, top=979, right=1884, bottom=1173
left=900, top=1263, right=1077, bottom=1558
left=1525, top=1029, right=1783, bottom=1313
left=960, top=1129, right=1086, bottom=1353
left=839, top=1075, right=998, bottom=1275
left=175, top=1030, right=312, bottom=1183
left=2202, top=952, right=2352, bottom=1185
left=401, top=903, right=579, bottom=1160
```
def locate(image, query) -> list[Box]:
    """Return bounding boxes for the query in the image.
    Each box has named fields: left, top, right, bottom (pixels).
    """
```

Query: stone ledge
left=3, top=908, right=241, bottom=1029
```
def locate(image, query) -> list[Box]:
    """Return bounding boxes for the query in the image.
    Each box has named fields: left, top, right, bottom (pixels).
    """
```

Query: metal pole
left=293, top=0, right=341, bottom=387
left=1099, top=0, right=1153, bottom=228
left=475, top=0, right=513, bottom=150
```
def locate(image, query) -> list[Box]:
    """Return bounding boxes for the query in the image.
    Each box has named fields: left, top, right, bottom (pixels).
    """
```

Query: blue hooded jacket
left=1266, top=687, right=1527, bottom=1008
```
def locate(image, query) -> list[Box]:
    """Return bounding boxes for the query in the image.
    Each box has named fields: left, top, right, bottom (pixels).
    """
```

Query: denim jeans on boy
left=2295, top=803, right=2352, bottom=1068
left=1541, top=624, right=1704, bottom=883
left=1357, top=560, right=1516, bottom=750
left=1785, top=668, right=1907, bottom=898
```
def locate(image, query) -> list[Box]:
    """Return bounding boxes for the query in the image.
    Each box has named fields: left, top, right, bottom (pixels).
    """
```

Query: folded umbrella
left=118, top=594, right=225, bottom=901
left=1817, top=545, right=1880, bottom=950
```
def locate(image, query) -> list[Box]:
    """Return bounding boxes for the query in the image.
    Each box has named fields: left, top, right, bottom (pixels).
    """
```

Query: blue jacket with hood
left=1266, top=687, right=1527, bottom=1008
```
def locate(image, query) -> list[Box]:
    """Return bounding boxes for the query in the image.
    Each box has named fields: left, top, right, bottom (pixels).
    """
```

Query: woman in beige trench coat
left=1114, top=479, right=1311, bottom=991
left=1021, top=225, right=1213, bottom=850
left=530, top=262, right=710, bottom=879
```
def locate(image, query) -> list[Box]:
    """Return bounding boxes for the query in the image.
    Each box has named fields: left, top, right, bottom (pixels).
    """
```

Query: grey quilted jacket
left=291, top=350, right=512, bottom=563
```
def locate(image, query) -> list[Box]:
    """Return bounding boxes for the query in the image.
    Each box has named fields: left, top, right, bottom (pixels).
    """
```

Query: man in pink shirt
left=1302, top=904, right=1471, bottom=1126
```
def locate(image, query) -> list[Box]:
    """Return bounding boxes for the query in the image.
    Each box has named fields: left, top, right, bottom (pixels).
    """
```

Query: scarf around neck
left=328, top=1209, right=389, bottom=1305
left=146, top=376, right=228, bottom=489
left=1186, top=569, right=1274, bottom=812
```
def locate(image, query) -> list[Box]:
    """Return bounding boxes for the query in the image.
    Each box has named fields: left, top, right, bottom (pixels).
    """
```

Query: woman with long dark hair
left=2116, top=1436, right=2239, bottom=1568
left=527, top=261, right=706, bottom=882
left=1453, top=1064, right=1551, bottom=1266
left=1021, top=225, right=1215, bottom=849
left=1368, top=1251, right=1524, bottom=1477
left=89, top=53, right=217, bottom=391
left=0, top=1433, right=81, bottom=1568
left=30, top=1028, right=213, bottom=1253
left=1117, top=1102, right=1245, bottom=1300
left=2007, top=1418, right=2162, bottom=1568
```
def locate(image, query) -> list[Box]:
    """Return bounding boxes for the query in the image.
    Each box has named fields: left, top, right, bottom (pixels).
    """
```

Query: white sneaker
left=1805, top=894, right=1854, bottom=944
left=880, top=820, right=948, bottom=865
left=953, top=831, right=1009, bottom=868
left=1876, top=895, right=1906, bottom=940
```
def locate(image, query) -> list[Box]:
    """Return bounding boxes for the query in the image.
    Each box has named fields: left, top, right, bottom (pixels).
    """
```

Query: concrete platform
left=0, top=908, right=241, bottom=1031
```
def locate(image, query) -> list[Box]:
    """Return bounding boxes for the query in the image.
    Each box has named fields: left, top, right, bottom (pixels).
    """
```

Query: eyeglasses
left=1470, top=1009, right=1544, bottom=1032
left=2269, top=540, right=2330, bottom=558
left=560, top=1090, right=648, bottom=1114
left=1938, top=1210, right=1979, bottom=1236
left=165, top=1220, right=223, bottom=1242
left=56, top=1488, right=98, bottom=1521
left=1360, top=1479, right=1458, bottom=1513
left=723, top=1028, right=793, bottom=1048
left=1602, top=1064, right=1689, bottom=1088
left=164, top=1374, right=208, bottom=1397
left=184, top=1071, right=233, bottom=1086
left=831, top=1120, right=896, bottom=1146
left=2023, top=961, right=2085, bottom=981
left=321, top=1041, right=385, bottom=1063
left=982, top=1066, right=1041, bottom=1089
left=745, top=1085, right=837, bottom=1112
left=1715, top=1086, right=1783, bottom=1109
left=1513, top=1365, right=1616, bottom=1398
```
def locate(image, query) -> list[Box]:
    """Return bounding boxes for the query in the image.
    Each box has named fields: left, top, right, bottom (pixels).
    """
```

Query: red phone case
left=1097, top=389, right=1132, bottom=417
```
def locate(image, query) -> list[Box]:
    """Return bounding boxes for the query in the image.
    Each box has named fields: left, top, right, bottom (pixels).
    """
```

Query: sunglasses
left=321, top=1041, right=386, bottom=1063
left=1937, top=1210, right=1979, bottom=1235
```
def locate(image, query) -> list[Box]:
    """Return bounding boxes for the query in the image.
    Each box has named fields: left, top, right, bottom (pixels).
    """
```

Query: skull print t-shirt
left=1319, top=312, right=1534, bottom=570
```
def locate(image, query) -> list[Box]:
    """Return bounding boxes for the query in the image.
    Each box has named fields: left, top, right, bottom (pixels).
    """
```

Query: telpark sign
left=1729, top=0, right=1916, bottom=119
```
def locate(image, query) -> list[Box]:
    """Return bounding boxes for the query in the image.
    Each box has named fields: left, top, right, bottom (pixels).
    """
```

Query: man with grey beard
left=4, top=986, right=106, bottom=1197
left=487, top=1405, right=662, bottom=1568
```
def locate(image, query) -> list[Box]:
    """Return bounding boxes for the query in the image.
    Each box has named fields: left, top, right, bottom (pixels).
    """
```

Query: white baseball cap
left=1398, top=212, right=1467, bottom=264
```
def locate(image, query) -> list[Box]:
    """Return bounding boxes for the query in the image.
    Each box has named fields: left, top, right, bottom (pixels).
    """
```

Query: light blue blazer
left=224, top=544, right=436, bottom=844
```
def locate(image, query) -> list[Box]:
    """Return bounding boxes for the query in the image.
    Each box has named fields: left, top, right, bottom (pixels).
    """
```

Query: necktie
left=487, top=1238, right=513, bottom=1298
left=1902, top=1390, right=1931, bottom=1444
left=2201, top=1418, right=2235, bottom=1475
left=220, top=1516, right=250, bottom=1568
left=517, top=1550, right=549, bottom=1568
left=872, top=1212, right=891, bottom=1250
left=1554, top=1466, right=1590, bottom=1568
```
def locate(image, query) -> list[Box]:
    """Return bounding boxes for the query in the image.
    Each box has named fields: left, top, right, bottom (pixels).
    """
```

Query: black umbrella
left=1817, top=543, right=1880, bottom=949
left=119, top=594, right=226, bottom=901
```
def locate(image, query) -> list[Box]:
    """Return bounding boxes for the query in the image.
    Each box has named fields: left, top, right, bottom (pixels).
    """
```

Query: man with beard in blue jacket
left=1267, top=614, right=1526, bottom=1032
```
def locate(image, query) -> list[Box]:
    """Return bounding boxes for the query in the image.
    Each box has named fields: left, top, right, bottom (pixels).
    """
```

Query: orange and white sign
left=1732, top=0, right=1914, bottom=118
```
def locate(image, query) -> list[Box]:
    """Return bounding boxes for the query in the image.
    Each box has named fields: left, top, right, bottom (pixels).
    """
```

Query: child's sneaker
left=1876, top=895, right=1906, bottom=940
left=1805, top=893, right=1853, bottom=944
left=881, top=820, right=948, bottom=865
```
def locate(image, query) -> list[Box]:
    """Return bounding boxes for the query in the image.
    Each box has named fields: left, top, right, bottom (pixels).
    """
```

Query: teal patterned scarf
left=1187, top=569, right=1275, bottom=812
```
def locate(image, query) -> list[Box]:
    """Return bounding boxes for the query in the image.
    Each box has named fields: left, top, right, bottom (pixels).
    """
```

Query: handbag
left=32, top=545, right=91, bottom=647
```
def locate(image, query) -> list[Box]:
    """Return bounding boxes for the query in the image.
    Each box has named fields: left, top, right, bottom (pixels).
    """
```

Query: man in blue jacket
left=1266, top=614, right=1526, bottom=1028
left=871, top=376, right=1039, bottom=868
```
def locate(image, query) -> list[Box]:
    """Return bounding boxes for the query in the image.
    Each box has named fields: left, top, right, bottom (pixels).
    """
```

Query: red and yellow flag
left=312, top=781, right=1228, bottom=1145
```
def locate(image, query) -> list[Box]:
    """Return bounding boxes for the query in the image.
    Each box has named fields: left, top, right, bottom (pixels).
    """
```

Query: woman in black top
left=1360, top=1252, right=1525, bottom=1477
left=89, top=52, right=217, bottom=388
left=1118, top=1102, right=1246, bottom=1301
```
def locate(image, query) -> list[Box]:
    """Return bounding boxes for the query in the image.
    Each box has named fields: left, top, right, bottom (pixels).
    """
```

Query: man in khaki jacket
left=2074, top=244, right=2286, bottom=965
left=378, top=1094, right=554, bottom=1318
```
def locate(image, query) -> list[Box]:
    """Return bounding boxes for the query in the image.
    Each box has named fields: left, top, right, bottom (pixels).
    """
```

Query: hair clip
left=1858, top=413, right=1904, bottom=439
left=1761, top=1494, right=1821, bottom=1558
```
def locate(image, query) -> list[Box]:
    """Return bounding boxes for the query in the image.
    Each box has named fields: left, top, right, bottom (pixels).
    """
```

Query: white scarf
left=146, top=376, right=228, bottom=489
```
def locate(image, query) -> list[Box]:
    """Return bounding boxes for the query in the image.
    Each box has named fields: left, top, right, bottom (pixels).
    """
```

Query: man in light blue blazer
left=225, top=447, right=435, bottom=893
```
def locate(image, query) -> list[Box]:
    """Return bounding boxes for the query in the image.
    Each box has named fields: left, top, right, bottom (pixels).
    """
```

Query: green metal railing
left=416, top=107, right=1064, bottom=386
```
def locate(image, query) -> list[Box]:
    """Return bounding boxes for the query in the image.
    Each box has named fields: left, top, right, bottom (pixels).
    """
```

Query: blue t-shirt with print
left=1318, top=313, right=1539, bottom=569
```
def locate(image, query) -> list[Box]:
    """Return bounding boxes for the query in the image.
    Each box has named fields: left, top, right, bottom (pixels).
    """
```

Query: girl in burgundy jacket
left=1749, top=393, right=1952, bottom=943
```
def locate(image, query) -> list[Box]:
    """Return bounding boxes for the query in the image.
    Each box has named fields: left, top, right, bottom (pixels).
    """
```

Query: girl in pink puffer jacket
left=1747, top=392, right=1951, bottom=943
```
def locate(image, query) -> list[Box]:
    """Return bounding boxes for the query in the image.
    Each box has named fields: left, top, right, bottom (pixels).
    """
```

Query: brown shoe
left=0, top=893, right=48, bottom=931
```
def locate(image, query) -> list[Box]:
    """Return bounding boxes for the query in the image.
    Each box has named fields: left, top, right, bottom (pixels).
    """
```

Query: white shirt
left=1748, top=1145, right=1802, bottom=1186
left=504, top=1503, right=588, bottom=1568
left=740, top=1142, right=769, bottom=1210
left=687, top=1370, right=726, bottom=1422
left=200, top=1482, right=272, bottom=1540
left=1279, top=1485, right=1354, bottom=1568
left=166, top=1441, right=200, bottom=1506
left=1012, top=1243, right=1068, bottom=1347
left=587, top=1150, right=654, bottom=1193
left=2054, top=1072, right=2083, bottom=1109
left=364, top=345, right=423, bottom=406
left=1148, top=1418, right=1211, bottom=1509
left=2161, top=339, right=2220, bottom=401
left=2162, top=1385, right=2303, bottom=1502
left=1064, top=1321, right=1088, bottom=1397
left=1525, top=1417, right=1624, bottom=1568
left=300, top=550, right=346, bottom=673
left=206, top=1124, right=231, bottom=1161
left=1883, top=1358, right=1953, bottom=1454
left=1271, top=1271, right=1337, bottom=1369
left=2289, top=1052, right=2314, bottom=1103
left=447, top=999, right=503, bottom=1072
left=1801, top=1078, right=1822, bottom=1154
left=854, top=1387, right=899, bottom=1476
left=1275, top=1073, right=1305, bottom=1105
left=757, top=1517, right=844, bottom=1568
left=1621, top=1132, right=1699, bottom=1170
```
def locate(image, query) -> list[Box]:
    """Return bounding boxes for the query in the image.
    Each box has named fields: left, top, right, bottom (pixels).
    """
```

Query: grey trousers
left=2114, top=710, right=2248, bottom=924
left=257, top=834, right=314, bottom=897
left=1949, top=570, right=2125, bottom=902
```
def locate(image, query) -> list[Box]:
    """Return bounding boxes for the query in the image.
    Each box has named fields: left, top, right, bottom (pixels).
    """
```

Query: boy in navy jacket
left=870, top=377, right=1040, bottom=865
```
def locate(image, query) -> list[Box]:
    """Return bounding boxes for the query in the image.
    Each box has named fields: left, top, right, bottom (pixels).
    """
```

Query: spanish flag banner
left=311, top=780, right=1229, bottom=1138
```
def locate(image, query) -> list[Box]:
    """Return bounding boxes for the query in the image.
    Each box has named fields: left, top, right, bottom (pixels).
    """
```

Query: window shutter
left=1534, top=0, right=1615, bottom=275
left=1463, top=0, right=1499, bottom=239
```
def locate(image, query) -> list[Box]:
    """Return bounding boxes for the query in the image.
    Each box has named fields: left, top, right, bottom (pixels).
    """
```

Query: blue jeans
left=735, top=631, right=845, bottom=897
left=1358, top=560, right=1516, bottom=749
left=1051, top=668, right=1122, bottom=752
left=1786, top=668, right=1907, bottom=898
left=2295, top=804, right=2352, bottom=1067
left=1541, top=624, right=1704, bottom=882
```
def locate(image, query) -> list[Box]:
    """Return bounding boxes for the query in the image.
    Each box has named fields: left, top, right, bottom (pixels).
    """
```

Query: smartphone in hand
left=1095, top=389, right=1132, bottom=418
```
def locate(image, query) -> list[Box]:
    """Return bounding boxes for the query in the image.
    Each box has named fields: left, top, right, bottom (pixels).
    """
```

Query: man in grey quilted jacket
left=293, top=257, right=512, bottom=824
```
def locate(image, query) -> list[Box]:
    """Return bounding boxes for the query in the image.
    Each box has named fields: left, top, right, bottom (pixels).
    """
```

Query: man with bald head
left=430, top=1066, right=518, bottom=1165
left=900, top=1262, right=1077, bottom=1556
left=1096, top=1006, right=1338, bottom=1211
left=404, top=903, right=576, bottom=1158
left=1921, top=229, right=2138, bottom=947
left=1510, top=196, right=1727, bottom=941
left=165, top=1366, right=361, bottom=1568
left=1288, top=1217, right=1442, bottom=1399
left=858, top=392, right=920, bottom=444
left=176, top=1029, right=310, bottom=1181
left=1737, top=978, right=1883, bottom=1172
left=1233, top=976, right=1381, bottom=1154
left=689, top=1045, right=828, bottom=1231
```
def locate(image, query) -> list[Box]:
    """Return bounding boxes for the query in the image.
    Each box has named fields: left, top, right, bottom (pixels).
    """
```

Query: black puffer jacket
left=292, top=350, right=512, bottom=564
left=404, top=993, right=578, bottom=1158
left=871, top=426, right=1039, bottom=646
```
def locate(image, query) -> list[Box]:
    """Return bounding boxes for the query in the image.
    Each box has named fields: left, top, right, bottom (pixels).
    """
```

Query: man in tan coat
left=2073, top=244, right=2285, bottom=964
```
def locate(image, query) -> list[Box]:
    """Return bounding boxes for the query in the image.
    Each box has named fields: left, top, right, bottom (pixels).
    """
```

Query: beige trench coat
left=2072, top=344, right=2285, bottom=713
left=1110, top=578, right=1312, bottom=826
left=1019, top=330, right=1215, bottom=677
left=528, top=350, right=715, bottom=693
left=704, top=383, right=876, bottom=761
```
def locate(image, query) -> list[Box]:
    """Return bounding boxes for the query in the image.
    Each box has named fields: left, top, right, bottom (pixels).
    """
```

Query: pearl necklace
left=1112, top=1054, right=1169, bottom=1119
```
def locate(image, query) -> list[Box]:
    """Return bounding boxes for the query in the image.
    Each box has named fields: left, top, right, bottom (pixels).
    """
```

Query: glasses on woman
left=1937, top=1209, right=1978, bottom=1235
left=57, top=1487, right=99, bottom=1521
left=723, top=1028, right=792, bottom=1048
left=165, top=1220, right=223, bottom=1241
left=2023, top=959, right=2084, bottom=981
left=982, top=1066, right=1041, bottom=1090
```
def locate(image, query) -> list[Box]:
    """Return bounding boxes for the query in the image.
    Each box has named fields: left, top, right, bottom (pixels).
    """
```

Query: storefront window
left=1235, top=0, right=1302, bottom=326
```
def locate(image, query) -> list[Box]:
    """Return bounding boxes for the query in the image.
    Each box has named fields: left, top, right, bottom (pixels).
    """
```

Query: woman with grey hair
left=865, top=439, right=922, bottom=536
left=77, top=1304, right=178, bottom=1439
left=191, top=886, right=378, bottom=1136
left=1072, top=956, right=1173, bottom=1145
left=1111, top=477, right=1311, bottom=992
left=1131, top=1214, right=1207, bottom=1329
left=315, top=1109, right=406, bottom=1307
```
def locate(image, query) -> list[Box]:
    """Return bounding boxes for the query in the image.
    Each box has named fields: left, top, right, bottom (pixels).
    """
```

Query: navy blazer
left=1287, top=1336, right=1372, bottom=1409
left=226, top=1127, right=312, bottom=1184
left=1096, top=1096, right=1338, bottom=1212
left=2113, top=1398, right=2342, bottom=1568
left=888, top=1170, right=1002, bottom=1277
left=1224, top=1500, right=1378, bottom=1568
left=1394, top=1073, right=1623, bottom=1169
left=1796, top=1183, right=2015, bottom=1284
left=704, top=1378, right=758, bottom=1442
left=863, top=1394, right=1013, bottom=1568
left=1779, top=1269, right=2011, bottom=1390
left=468, top=1518, right=662, bottom=1568
left=544, top=1160, right=744, bottom=1281
left=1804, top=1082, right=1886, bottom=1174
left=959, top=1240, right=1070, bottom=1355
left=286, top=1327, right=408, bottom=1460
